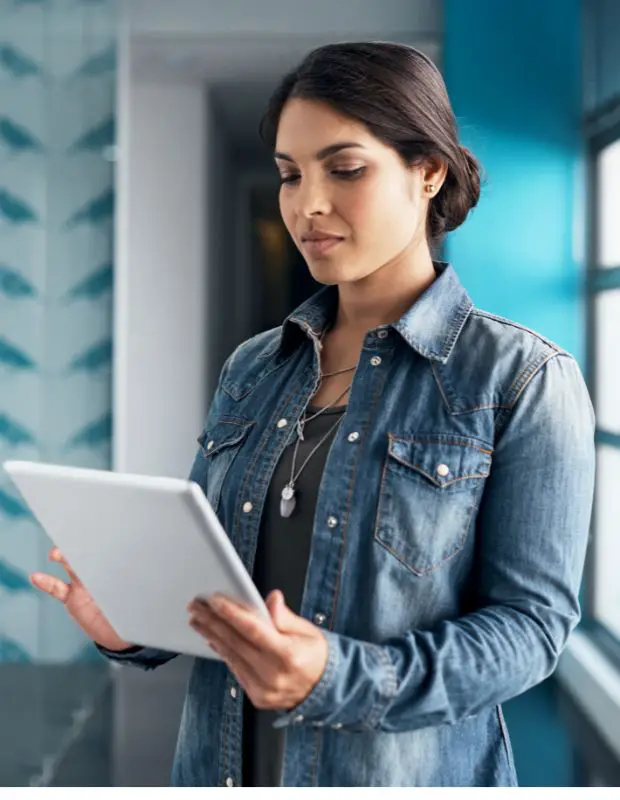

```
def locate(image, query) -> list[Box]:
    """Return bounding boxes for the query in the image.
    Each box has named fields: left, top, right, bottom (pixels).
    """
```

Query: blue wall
left=444, top=0, right=584, bottom=364
left=444, top=0, right=583, bottom=787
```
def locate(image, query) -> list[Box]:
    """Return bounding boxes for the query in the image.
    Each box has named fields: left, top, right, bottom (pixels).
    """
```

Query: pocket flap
left=197, top=416, right=254, bottom=458
left=387, top=433, right=492, bottom=488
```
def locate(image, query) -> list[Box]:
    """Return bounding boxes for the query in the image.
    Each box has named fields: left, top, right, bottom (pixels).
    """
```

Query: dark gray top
left=242, top=403, right=347, bottom=787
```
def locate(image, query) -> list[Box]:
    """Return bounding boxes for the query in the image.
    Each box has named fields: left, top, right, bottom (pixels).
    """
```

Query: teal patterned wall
left=0, top=0, right=116, bottom=662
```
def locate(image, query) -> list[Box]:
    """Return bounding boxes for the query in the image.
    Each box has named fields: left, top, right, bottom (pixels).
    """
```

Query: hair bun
left=428, top=145, right=482, bottom=241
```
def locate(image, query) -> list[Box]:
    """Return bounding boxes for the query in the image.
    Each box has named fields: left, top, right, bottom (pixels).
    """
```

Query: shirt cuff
left=95, top=642, right=143, bottom=656
left=272, top=630, right=397, bottom=731
left=94, top=642, right=174, bottom=670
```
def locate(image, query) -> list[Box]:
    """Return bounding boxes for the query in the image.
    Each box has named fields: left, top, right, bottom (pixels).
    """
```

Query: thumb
left=266, top=590, right=295, bottom=629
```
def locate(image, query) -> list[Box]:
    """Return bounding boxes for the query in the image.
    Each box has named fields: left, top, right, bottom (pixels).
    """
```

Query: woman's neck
left=332, top=250, right=437, bottom=337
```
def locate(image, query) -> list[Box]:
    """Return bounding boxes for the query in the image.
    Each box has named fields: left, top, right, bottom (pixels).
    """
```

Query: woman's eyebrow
left=274, top=142, right=365, bottom=163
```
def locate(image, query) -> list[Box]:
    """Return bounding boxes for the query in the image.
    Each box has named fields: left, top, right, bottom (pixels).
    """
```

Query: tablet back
left=3, top=460, right=268, bottom=660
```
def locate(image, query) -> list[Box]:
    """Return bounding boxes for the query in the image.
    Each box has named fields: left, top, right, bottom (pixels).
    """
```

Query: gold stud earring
left=425, top=184, right=435, bottom=194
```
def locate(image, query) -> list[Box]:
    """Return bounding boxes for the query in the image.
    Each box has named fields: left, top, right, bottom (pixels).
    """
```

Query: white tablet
left=3, top=460, right=270, bottom=660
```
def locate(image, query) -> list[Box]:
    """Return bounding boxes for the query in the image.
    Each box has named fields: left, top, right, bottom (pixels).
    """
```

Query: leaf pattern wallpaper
left=0, top=0, right=116, bottom=662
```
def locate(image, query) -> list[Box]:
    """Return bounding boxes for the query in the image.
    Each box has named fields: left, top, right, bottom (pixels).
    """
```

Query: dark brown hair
left=260, top=41, right=482, bottom=244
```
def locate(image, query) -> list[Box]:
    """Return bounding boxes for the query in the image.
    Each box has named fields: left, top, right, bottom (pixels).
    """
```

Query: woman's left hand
left=187, top=590, right=329, bottom=711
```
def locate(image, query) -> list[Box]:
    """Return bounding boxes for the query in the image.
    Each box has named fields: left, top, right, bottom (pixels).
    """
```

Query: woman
left=31, top=42, right=595, bottom=787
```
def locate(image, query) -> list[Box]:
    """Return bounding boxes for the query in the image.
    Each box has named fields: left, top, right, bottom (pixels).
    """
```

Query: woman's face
left=274, top=98, right=431, bottom=286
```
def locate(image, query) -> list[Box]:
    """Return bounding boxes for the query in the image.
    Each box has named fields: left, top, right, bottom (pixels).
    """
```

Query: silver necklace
left=280, top=327, right=357, bottom=518
left=295, top=381, right=352, bottom=441
left=280, top=412, right=346, bottom=518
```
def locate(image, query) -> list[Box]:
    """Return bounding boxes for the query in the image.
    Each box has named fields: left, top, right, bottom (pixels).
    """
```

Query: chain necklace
left=295, top=380, right=352, bottom=441
left=295, top=326, right=358, bottom=440
left=280, top=412, right=346, bottom=518
left=280, top=327, right=358, bottom=518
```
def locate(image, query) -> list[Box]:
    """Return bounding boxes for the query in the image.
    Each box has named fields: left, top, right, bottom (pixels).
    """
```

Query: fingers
left=31, top=572, right=70, bottom=603
left=192, top=616, right=267, bottom=687
left=192, top=606, right=278, bottom=668
left=48, top=547, right=79, bottom=583
left=205, top=597, right=285, bottom=654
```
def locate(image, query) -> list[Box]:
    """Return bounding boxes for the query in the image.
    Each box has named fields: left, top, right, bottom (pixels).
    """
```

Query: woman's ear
left=422, top=157, right=448, bottom=194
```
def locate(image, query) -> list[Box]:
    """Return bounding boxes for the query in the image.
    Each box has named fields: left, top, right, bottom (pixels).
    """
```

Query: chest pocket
left=374, top=433, right=492, bottom=576
left=194, top=416, right=254, bottom=513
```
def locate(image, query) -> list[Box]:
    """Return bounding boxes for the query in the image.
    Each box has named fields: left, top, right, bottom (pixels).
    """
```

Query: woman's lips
left=301, top=237, right=344, bottom=256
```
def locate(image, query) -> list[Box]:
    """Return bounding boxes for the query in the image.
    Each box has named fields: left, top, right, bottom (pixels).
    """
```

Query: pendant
left=280, top=484, right=297, bottom=518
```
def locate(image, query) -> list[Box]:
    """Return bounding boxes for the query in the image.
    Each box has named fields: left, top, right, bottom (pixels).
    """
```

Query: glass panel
left=593, top=445, right=620, bottom=640
left=594, top=289, right=620, bottom=434
left=597, top=139, right=620, bottom=268
left=0, top=0, right=116, bottom=786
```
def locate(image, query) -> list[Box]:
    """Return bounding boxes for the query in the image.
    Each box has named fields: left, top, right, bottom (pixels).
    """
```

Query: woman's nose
left=295, top=178, right=332, bottom=218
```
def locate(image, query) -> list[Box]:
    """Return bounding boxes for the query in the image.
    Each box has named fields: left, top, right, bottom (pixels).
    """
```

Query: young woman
left=32, top=42, right=595, bottom=787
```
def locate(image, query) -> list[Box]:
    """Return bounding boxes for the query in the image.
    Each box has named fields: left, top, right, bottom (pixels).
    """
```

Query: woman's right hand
left=31, top=547, right=135, bottom=652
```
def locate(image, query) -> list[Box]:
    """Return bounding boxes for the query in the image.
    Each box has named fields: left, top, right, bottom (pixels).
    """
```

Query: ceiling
left=130, top=33, right=441, bottom=162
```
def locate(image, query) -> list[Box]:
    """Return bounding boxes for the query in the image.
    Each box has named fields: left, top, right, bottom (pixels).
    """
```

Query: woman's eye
left=331, top=167, right=365, bottom=180
left=278, top=166, right=365, bottom=186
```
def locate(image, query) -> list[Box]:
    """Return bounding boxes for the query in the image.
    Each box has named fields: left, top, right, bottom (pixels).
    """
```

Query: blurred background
left=0, top=0, right=618, bottom=787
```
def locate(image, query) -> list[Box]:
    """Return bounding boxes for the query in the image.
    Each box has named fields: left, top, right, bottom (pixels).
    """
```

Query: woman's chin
left=306, top=258, right=356, bottom=285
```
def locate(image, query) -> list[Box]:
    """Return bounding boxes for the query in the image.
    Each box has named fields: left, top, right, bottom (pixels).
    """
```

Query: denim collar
left=281, top=261, right=473, bottom=365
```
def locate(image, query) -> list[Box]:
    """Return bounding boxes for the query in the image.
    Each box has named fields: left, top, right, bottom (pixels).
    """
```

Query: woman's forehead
left=275, top=100, right=378, bottom=158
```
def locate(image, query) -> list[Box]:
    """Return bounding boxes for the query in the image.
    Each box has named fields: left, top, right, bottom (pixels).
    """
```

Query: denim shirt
left=101, top=262, right=595, bottom=787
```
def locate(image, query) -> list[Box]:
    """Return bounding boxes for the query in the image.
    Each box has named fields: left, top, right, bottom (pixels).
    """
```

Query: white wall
left=205, top=93, right=243, bottom=383
left=114, top=73, right=210, bottom=478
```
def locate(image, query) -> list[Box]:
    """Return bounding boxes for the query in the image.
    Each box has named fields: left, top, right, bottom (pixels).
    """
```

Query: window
left=597, top=140, right=620, bottom=269
left=586, top=126, right=620, bottom=652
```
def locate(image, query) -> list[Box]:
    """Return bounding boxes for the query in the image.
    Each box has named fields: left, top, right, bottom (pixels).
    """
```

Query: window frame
left=582, top=103, right=620, bottom=666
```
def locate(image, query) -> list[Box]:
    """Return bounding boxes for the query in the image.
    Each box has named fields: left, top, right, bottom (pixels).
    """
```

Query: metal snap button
left=347, top=432, right=359, bottom=443
left=277, top=419, right=288, bottom=429
left=294, top=714, right=304, bottom=723
left=370, top=356, right=382, bottom=366
left=313, top=612, right=327, bottom=626
left=436, top=464, right=450, bottom=478
left=207, top=440, right=214, bottom=450
left=327, top=516, right=338, bottom=529
left=331, top=722, right=343, bottom=730
left=230, top=687, right=237, bottom=699
left=243, top=501, right=253, bottom=513
left=225, top=777, right=234, bottom=787
left=377, top=330, right=389, bottom=339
